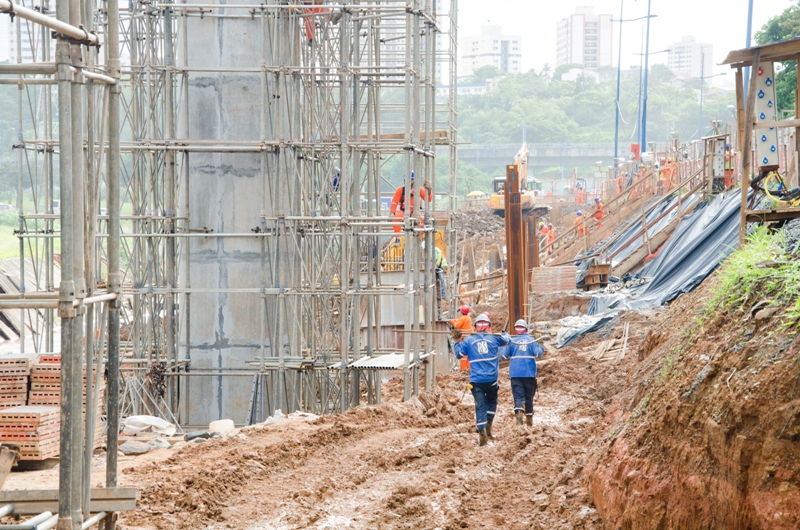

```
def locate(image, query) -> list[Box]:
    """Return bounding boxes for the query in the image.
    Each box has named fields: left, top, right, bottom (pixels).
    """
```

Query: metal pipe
left=0, top=0, right=98, bottom=44
left=36, top=514, right=59, bottom=530
left=80, top=512, right=106, bottom=529
left=105, top=0, right=122, bottom=521
left=0, top=511, right=54, bottom=530
left=55, top=0, right=76, bottom=523
left=0, top=63, right=57, bottom=74
left=0, top=505, right=13, bottom=518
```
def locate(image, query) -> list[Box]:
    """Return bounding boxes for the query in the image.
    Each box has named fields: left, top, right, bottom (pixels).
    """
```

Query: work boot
left=478, top=428, right=489, bottom=446
left=486, top=416, right=496, bottom=439
left=526, top=414, right=533, bottom=427
left=515, top=410, right=523, bottom=425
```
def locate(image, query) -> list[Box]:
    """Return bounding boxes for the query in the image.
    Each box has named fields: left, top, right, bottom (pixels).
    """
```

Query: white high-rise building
left=7, top=15, right=56, bottom=63
left=667, top=36, right=713, bottom=79
left=556, top=6, right=612, bottom=68
left=461, top=25, right=521, bottom=76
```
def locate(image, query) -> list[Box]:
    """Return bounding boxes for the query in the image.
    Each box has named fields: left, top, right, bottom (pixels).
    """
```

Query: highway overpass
left=458, top=143, right=618, bottom=175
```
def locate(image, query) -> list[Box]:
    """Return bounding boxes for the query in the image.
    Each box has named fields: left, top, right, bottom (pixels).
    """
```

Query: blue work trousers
left=510, top=377, right=537, bottom=415
left=470, top=381, right=498, bottom=430
left=436, top=268, right=447, bottom=299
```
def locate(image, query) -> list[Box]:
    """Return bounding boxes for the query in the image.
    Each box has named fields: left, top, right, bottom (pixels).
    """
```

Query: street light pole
left=640, top=0, right=652, bottom=152
left=699, top=51, right=705, bottom=137
left=614, top=0, right=624, bottom=176
left=744, top=0, right=754, bottom=100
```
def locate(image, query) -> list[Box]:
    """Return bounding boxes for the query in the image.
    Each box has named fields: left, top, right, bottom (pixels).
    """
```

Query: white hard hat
left=475, top=314, right=490, bottom=325
left=514, top=319, right=527, bottom=329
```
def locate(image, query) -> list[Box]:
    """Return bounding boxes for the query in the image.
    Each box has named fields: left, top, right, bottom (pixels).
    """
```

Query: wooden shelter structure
left=722, top=37, right=800, bottom=247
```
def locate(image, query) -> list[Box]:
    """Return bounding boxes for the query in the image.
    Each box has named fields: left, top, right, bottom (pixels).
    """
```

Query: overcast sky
left=457, top=0, right=795, bottom=85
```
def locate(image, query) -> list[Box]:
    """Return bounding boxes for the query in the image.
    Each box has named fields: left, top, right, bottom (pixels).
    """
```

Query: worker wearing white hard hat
left=501, top=319, right=544, bottom=427
left=452, top=314, right=511, bottom=445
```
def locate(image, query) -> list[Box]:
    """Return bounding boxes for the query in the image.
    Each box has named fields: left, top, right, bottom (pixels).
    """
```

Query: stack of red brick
left=0, top=356, right=31, bottom=410
left=530, top=266, right=579, bottom=293
left=0, top=354, right=105, bottom=461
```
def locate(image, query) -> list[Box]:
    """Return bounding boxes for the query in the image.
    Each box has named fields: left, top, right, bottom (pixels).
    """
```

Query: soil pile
left=585, top=277, right=800, bottom=529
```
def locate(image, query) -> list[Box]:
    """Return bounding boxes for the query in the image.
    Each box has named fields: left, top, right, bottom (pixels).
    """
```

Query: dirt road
left=113, top=340, right=641, bottom=530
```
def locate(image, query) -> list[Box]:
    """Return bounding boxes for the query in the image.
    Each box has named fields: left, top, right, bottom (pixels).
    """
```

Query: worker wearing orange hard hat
left=450, top=305, right=474, bottom=372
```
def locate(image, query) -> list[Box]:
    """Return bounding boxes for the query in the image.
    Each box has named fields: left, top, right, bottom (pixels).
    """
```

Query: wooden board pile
left=579, top=323, right=630, bottom=365
left=0, top=356, right=31, bottom=410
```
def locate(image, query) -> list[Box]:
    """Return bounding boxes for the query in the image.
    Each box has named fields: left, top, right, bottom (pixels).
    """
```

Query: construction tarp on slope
left=575, top=193, right=686, bottom=286
left=557, top=191, right=743, bottom=347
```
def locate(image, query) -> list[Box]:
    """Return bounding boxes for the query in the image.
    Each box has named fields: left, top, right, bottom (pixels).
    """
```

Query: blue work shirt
left=454, top=331, right=511, bottom=383
left=501, top=333, right=544, bottom=378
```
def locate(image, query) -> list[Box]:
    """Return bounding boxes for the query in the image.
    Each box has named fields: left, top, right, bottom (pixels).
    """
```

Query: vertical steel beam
left=504, top=164, right=525, bottom=328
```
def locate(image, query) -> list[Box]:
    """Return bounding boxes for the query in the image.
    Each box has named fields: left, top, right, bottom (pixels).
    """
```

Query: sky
left=456, top=0, right=795, bottom=86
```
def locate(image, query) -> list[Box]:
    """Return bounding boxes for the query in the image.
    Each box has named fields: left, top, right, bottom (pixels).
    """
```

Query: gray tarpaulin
left=557, top=191, right=744, bottom=348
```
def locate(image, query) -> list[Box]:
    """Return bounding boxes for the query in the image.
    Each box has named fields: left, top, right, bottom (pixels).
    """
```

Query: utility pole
left=640, top=0, right=652, bottom=152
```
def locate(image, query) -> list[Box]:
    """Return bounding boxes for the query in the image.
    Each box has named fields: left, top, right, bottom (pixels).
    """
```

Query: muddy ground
left=74, top=319, right=644, bottom=530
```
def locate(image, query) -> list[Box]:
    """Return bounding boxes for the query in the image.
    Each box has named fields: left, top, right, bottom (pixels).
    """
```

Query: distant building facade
left=556, top=6, right=612, bottom=68
left=461, top=25, right=521, bottom=76
left=667, top=36, right=713, bottom=79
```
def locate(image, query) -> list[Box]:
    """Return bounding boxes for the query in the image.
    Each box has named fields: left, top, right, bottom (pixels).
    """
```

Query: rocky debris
left=183, top=431, right=211, bottom=442
left=452, top=209, right=505, bottom=237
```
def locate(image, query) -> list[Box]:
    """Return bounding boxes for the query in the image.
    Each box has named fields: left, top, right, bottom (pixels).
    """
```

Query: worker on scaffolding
left=449, top=305, right=474, bottom=372
left=592, top=197, right=604, bottom=228
left=452, top=314, right=510, bottom=446
left=501, top=319, right=544, bottom=427
left=422, top=242, right=448, bottom=302
left=389, top=172, right=433, bottom=239
left=574, top=211, right=587, bottom=238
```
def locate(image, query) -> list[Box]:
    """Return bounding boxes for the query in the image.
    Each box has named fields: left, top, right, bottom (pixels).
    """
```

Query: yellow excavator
left=488, top=143, right=549, bottom=218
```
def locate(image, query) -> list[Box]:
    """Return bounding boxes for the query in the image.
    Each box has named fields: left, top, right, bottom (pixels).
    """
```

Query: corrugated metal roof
left=349, top=353, right=408, bottom=370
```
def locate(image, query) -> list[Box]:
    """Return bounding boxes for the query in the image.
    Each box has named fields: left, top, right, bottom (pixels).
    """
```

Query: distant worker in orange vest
left=724, top=144, right=734, bottom=188
left=450, top=305, right=474, bottom=371
left=592, top=197, right=604, bottom=228
left=389, top=171, right=433, bottom=236
left=576, top=186, right=585, bottom=205
left=574, top=211, right=587, bottom=237
left=546, top=223, right=555, bottom=254
left=539, top=221, right=549, bottom=252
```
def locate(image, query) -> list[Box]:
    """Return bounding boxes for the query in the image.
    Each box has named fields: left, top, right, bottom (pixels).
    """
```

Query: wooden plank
left=753, top=118, right=800, bottom=129
left=745, top=207, right=800, bottom=223
left=722, top=38, right=800, bottom=67
left=740, top=49, right=760, bottom=248
left=0, top=488, right=137, bottom=515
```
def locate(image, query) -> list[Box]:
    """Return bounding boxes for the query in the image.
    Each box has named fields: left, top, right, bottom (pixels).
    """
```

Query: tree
left=470, top=65, right=503, bottom=83
left=755, top=1, right=800, bottom=114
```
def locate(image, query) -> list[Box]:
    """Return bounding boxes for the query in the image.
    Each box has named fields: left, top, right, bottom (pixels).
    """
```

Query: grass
left=706, top=226, right=800, bottom=328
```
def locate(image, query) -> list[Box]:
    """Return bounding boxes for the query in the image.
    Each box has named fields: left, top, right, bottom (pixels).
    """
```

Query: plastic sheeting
left=557, top=191, right=744, bottom=348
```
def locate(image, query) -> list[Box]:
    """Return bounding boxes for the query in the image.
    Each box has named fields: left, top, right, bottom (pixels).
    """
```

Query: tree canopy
left=755, top=1, right=800, bottom=114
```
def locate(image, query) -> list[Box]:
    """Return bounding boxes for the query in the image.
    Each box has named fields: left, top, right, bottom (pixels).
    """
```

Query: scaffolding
left=0, top=0, right=457, bottom=526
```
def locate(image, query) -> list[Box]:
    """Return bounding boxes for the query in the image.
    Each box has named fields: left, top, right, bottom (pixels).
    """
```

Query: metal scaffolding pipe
left=0, top=62, right=56, bottom=74
left=0, top=0, right=98, bottom=45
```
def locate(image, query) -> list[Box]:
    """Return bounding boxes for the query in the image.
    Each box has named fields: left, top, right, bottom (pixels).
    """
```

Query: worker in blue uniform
left=501, top=319, right=544, bottom=427
left=452, top=314, right=511, bottom=446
